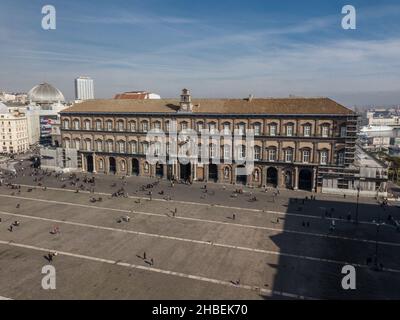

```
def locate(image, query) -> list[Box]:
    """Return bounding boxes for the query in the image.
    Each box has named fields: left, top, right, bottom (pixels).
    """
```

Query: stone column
left=312, top=166, right=317, bottom=191
left=81, top=154, right=85, bottom=172
left=92, top=153, right=97, bottom=173
left=294, top=167, right=299, bottom=190
left=262, top=166, right=267, bottom=187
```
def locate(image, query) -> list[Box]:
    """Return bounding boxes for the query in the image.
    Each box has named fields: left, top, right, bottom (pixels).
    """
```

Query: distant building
left=0, top=102, right=29, bottom=154
left=75, top=76, right=94, bottom=101
left=114, top=91, right=161, bottom=100
left=366, top=108, right=400, bottom=127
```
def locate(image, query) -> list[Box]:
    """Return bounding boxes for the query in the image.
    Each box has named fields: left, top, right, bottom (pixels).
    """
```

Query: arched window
left=63, top=119, right=70, bottom=130
left=209, top=122, right=217, bottom=133
left=142, top=142, right=149, bottom=154
left=153, top=121, right=161, bottom=131
left=321, top=124, right=330, bottom=137
left=141, top=121, right=149, bottom=132
left=165, top=121, right=171, bottom=132
left=106, top=120, right=113, bottom=131
left=254, top=146, right=261, bottom=160
left=130, top=141, right=137, bottom=154
left=74, top=138, right=80, bottom=150
left=209, top=144, right=217, bottom=158
left=285, top=123, right=294, bottom=136
left=197, top=121, right=204, bottom=132
left=268, top=147, right=277, bottom=162
left=180, top=121, right=188, bottom=131
left=269, top=123, right=277, bottom=136
left=106, top=140, right=113, bottom=152
left=222, top=122, right=231, bottom=134
left=340, top=125, right=347, bottom=137
left=64, top=138, right=70, bottom=148
left=116, top=120, right=124, bottom=131
left=302, top=149, right=311, bottom=163
left=223, top=144, right=231, bottom=159
left=303, top=124, right=311, bottom=137
left=253, top=123, right=262, bottom=136
left=285, top=148, right=293, bottom=162
left=237, top=145, right=246, bottom=159
left=320, top=150, right=328, bottom=165
left=73, top=119, right=80, bottom=130
left=95, top=120, right=102, bottom=131
left=129, top=121, right=136, bottom=132
left=85, top=139, right=91, bottom=151
left=118, top=141, right=125, bottom=153
left=84, top=120, right=91, bottom=130
left=96, top=140, right=102, bottom=152
left=237, top=122, right=246, bottom=135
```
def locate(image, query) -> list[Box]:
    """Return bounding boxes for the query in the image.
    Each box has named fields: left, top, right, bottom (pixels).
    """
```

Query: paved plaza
left=0, top=160, right=399, bottom=299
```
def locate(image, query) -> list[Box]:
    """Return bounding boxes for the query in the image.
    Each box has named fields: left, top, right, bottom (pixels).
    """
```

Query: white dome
left=28, top=82, right=65, bottom=104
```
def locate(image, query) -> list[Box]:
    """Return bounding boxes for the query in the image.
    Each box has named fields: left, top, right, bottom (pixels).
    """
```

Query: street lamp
left=355, top=185, right=360, bottom=224
left=372, top=219, right=385, bottom=271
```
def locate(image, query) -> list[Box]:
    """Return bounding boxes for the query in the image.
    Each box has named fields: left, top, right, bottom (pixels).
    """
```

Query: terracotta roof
left=114, top=92, right=149, bottom=99
left=60, top=98, right=354, bottom=115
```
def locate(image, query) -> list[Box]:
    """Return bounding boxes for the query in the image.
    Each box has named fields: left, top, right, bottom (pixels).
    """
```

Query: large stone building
left=59, top=89, right=362, bottom=192
left=0, top=102, right=29, bottom=154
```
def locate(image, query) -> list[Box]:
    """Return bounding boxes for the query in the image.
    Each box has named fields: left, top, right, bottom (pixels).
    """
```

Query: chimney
left=248, top=94, right=254, bottom=102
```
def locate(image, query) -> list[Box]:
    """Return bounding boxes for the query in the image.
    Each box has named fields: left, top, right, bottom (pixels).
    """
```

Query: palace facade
left=59, top=89, right=359, bottom=192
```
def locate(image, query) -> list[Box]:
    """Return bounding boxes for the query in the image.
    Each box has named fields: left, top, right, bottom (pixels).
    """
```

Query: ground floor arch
left=267, top=167, right=278, bottom=187
left=156, top=162, right=164, bottom=177
left=109, top=157, right=116, bottom=174
left=208, top=164, right=218, bottom=182
left=299, top=168, right=313, bottom=191
left=132, top=158, right=139, bottom=175
left=235, top=165, right=247, bottom=185
left=284, top=169, right=293, bottom=189
left=86, top=155, right=94, bottom=173
left=180, top=162, right=191, bottom=181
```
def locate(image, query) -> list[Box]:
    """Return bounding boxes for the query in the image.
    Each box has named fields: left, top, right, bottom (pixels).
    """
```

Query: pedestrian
left=302, top=221, right=305, bottom=227
left=233, top=214, right=236, bottom=220
left=306, top=221, right=310, bottom=227
left=143, top=252, right=146, bottom=260
left=16, top=203, right=20, bottom=208
left=276, top=217, right=279, bottom=223
left=9, top=225, right=13, bottom=232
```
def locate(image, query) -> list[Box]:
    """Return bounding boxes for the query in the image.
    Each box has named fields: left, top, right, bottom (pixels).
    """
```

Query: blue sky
left=1, top=0, right=400, bottom=106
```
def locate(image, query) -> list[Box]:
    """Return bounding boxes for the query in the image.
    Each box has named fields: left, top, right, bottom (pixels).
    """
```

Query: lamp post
left=355, top=185, right=360, bottom=224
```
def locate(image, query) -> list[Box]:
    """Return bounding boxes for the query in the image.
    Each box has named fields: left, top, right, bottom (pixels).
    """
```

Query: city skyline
left=1, top=0, right=400, bottom=106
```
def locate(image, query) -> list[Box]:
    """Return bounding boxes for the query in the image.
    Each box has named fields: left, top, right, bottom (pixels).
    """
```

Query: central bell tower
left=179, top=88, right=193, bottom=112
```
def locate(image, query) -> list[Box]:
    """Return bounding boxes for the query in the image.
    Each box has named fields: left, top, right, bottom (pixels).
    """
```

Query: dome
left=28, top=82, right=65, bottom=104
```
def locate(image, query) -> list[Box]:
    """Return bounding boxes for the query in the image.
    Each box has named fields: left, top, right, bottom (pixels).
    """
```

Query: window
left=96, top=120, right=102, bottom=131
left=286, top=124, right=294, bottom=136
left=73, top=120, right=80, bottom=130
left=142, top=121, right=148, bottom=132
left=321, top=125, right=329, bottom=137
left=254, top=146, right=261, bottom=160
left=74, top=139, right=80, bottom=150
left=130, top=141, right=137, bottom=153
left=106, top=121, right=112, bottom=131
left=64, top=139, right=70, bottom=148
left=180, top=121, right=188, bottom=131
left=223, top=145, right=231, bottom=159
left=222, top=123, right=231, bottom=134
left=85, top=140, right=91, bottom=151
left=106, top=140, right=113, bottom=152
left=285, top=148, right=293, bottom=162
left=238, top=145, right=246, bottom=159
left=237, top=123, right=246, bottom=135
left=253, top=169, right=260, bottom=182
left=154, top=121, right=161, bottom=131
left=268, top=148, right=276, bottom=162
left=340, top=126, right=347, bottom=137
left=338, top=151, right=345, bottom=165
left=197, top=122, right=204, bottom=132
left=117, top=121, right=124, bottom=131
left=129, top=121, right=136, bottom=132
left=165, top=121, right=170, bottom=132
left=84, top=120, right=90, bottom=130
left=253, top=123, right=261, bottom=136
left=118, top=141, right=125, bottom=153
left=320, top=150, right=328, bottom=165
left=142, top=142, right=149, bottom=154
left=63, top=120, right=70, bottom=130
left=269, top=124, right=277, bottom=136
left=209, top=144, right=217, bottom=158
left=96, top=140, right=102, bottom=152
left=302, top=150, right=310, bottom=163
left=209, top=122, right=217, bottom=133
left=304, top=125, right=311, bottom=137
